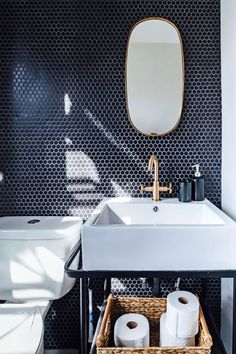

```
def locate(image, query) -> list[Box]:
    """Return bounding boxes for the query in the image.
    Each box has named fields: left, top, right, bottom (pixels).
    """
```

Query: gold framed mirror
left=126, top=18, right=184, bottom=136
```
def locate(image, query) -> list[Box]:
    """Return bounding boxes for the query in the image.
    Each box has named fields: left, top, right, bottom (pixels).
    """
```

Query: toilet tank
left=0, top=216, right=82, bottom=302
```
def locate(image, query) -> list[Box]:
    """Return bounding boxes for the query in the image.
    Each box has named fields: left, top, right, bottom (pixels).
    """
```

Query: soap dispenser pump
left=192, top=164, right=205, bottom=201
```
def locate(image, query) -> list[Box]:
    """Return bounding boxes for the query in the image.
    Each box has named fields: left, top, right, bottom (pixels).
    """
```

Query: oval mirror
left=126, top=18, right=184, bottom=136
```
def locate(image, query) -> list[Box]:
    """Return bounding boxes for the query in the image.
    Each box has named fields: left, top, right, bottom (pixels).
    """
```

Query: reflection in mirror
left=126, top=18, right=184, bottom=136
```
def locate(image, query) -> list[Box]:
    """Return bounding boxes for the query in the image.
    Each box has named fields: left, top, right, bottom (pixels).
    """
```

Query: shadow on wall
left=64, top=105, right=158, bottom=219
left=1, top=57, right=158, bottom=217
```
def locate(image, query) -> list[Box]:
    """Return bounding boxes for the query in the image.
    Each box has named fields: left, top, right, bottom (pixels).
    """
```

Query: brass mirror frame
left=125, top=17, right=185, bottom=137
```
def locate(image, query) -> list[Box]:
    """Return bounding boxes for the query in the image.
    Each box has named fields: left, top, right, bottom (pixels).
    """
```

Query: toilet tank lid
left=0, top=216, right=82, bottom=240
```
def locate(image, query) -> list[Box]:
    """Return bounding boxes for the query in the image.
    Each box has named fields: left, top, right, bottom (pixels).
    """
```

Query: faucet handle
left=168, top=182, right=173, bottom=194
left=140, top=184, right=145, bottom=194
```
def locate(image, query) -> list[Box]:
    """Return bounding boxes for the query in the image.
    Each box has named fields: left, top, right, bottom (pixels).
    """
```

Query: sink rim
left=84, top=197, right=234, bottom=228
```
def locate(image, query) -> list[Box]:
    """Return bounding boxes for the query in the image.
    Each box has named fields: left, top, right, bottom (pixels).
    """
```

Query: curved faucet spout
left=148, top=155, right=159, bottom=182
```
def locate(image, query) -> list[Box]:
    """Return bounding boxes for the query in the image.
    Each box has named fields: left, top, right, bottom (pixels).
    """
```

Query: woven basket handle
left=97, top=294, right=113, bottom=347
left=199, top=306, right=213, bottom=347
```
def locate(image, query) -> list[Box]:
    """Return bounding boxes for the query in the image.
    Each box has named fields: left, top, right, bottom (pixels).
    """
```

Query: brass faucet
left=140, top=155, right=172, bottom=202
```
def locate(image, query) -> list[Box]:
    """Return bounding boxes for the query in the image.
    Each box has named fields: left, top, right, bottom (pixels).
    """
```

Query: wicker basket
left=96, top=294, right=213, bottom=354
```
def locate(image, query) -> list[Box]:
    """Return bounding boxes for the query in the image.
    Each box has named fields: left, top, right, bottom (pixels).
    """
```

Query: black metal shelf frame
left=65, top=240, right=235, bottom=354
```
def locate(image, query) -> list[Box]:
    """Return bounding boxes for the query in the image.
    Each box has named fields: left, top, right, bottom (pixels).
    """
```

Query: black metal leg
left=152, top=278, right=160, bottom=296
left=80, top=277, right=88, bottom=354
left=89, top=294, right=110, bottom=354
left=233, top=276, right=236, bottom=354
left=201, top=297, right=227, bottom=354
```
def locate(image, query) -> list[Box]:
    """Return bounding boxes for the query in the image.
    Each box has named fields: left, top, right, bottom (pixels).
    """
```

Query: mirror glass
left=126, top=18, right=184, bottom=136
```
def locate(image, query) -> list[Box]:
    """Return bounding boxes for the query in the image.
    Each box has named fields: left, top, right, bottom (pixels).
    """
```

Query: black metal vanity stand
left=65, top=240, right=235, bottom=354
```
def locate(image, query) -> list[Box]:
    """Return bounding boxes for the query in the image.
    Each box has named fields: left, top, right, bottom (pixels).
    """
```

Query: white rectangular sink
left=82, top=198, right=236, bottom=271
left=94, top=199, right=225, bottom=225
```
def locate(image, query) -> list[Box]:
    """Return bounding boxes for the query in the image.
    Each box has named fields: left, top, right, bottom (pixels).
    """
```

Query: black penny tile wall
left=0, top=0, right=221, bottom=350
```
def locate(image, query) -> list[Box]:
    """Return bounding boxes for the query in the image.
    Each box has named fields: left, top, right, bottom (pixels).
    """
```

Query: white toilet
left=0, top=216, right=82, bottom=354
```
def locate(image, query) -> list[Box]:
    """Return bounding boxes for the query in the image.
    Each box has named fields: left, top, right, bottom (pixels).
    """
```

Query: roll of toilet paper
left=166, top=291, right=199, bottom=338
left=114, top=313, right=150, bottom=348
left=160, top=313, right=195, bottom=347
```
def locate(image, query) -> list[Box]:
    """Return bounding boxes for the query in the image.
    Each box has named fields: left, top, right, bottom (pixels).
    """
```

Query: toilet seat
left=0, top=303, right=45, bottom=354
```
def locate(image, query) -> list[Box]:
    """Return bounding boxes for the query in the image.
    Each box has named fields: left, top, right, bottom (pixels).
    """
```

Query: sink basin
left=94, top=199, right=225, bottom=226
left=82, top=198, right=236, bottom=271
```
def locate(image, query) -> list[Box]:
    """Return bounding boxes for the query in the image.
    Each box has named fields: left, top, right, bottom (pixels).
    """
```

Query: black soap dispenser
left=192, top=164, right=205, bottom=201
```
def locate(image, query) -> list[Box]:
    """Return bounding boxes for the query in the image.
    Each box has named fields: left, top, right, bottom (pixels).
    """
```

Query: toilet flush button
left=27, top=219, right=40, bottom=224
